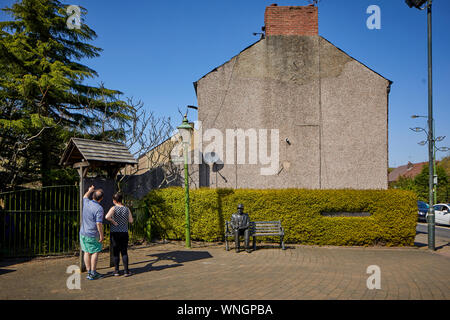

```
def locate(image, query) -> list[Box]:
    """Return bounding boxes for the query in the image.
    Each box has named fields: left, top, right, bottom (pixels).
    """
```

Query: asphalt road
left=417, top=222, right=450, bottom=240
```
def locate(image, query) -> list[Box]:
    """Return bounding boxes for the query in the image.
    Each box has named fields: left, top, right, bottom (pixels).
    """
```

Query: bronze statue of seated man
left=230, top=204, right=251, bottom=253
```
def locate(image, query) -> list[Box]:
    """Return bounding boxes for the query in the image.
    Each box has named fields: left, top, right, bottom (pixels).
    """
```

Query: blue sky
left=1, top=0, right=449, bottom=167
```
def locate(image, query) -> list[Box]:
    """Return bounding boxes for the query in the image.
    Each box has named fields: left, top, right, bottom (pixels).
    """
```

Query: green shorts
left=80, top=234, right=102, bottom=254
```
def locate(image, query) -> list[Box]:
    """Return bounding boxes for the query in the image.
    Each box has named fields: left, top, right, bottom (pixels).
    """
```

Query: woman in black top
left=106, top=193, right=134, bottom=277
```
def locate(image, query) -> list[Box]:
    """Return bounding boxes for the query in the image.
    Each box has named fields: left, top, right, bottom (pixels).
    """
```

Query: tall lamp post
left=405, top=0, right=435, bottom=250
left=177, top=115, right=193, bottom=248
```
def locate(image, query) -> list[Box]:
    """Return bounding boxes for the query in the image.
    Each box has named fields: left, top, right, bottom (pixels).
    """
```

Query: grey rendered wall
left=319, top=38, right=389, bottom=189
left=196, top=35, right=389, bottom=190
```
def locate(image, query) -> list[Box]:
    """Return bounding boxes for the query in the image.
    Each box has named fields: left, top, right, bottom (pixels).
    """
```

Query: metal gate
left=0, top=185, right=150, bottom=258
left=0, top=185, right=79, bottom=257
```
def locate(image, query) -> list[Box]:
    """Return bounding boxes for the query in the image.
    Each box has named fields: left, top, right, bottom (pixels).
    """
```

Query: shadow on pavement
left=414, top=241, right=427, bottom=248
left=0, top=257, right=33, bottom=269
left=148, top=250, right=213, bottom=263
left=127, top=250, right=213, bottom=276
left=0, top=268, right=16, bottom=275
left=414, top=240, right=450, bottom=250
left=436, top=242, right=450, bottom=250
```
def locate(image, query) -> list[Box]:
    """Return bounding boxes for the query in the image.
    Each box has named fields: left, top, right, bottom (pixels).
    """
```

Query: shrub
left=141, top=188, right=417, bottom=246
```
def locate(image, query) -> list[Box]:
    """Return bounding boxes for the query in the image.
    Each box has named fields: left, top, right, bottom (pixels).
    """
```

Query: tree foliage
left=390, top=162, right=449, bottom=203
left=439, top=156, right=450, bottom=178
left=0, top=0, right=141, bottom=190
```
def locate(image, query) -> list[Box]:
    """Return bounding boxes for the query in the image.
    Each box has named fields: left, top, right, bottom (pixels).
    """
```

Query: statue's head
left=237, top=203, right=244, bottom=214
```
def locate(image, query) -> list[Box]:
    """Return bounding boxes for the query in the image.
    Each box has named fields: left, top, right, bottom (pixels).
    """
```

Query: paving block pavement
left=0, top=241, right=449, bottom=300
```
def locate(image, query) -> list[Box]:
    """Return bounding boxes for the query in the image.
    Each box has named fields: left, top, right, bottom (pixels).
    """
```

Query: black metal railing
left=0, top=186, right=149, bottom=258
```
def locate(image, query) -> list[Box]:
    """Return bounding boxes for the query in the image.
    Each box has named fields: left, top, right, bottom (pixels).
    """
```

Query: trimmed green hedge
left=142, top=188, right=417, bottom=246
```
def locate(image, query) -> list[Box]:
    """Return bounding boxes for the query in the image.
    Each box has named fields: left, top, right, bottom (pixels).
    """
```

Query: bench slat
left=252, top=226, right=281, bottom=229
left=253, top=226, right=281, bottom=228
left=252, top=230, right=282, bottom=233
left=253, top=231, right=281, bottom=233
left=252, top=221, right=280, bottom=224
left=253, top=221, right=281, bottom=223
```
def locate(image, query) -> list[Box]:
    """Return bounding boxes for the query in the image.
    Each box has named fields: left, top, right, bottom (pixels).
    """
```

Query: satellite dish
left=203, top=152, right=220, bottom=164
left=212, top=162, right=224, bottom=173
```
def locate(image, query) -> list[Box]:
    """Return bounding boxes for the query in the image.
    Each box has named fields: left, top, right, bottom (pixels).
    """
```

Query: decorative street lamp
left=412, top=115, right=437, bottom=203
left=410, top=116, right=448, bottom=203
left=406, top=0, right=435, bottom=250
left=177, top=114, right=193, bottom=248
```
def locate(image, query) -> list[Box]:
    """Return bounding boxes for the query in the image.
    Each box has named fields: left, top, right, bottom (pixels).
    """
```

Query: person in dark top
left=105, top=192, right=134, bottom=277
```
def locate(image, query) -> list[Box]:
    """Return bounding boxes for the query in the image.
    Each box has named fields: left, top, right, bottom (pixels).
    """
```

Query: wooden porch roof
left=60, top=138, right=137, bottom=167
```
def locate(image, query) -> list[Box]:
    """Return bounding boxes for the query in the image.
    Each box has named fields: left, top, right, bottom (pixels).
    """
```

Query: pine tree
left=0, top=0, right=132, bottom=189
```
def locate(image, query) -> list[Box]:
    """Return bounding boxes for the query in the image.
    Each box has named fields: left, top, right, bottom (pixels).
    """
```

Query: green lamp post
left=406, top=0, right=435, bottom=250
left=177, top=115, right=193, bottom=248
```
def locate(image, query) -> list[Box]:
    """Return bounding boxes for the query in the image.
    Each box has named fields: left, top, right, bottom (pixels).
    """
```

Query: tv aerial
left=307, top=0, right=321, bottom=6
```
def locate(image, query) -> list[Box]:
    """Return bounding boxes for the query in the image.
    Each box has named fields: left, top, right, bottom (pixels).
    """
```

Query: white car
left=426, top=203, right=450, bottom=226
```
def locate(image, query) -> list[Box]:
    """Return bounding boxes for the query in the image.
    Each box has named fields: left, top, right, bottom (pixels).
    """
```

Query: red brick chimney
left=264, top=4, right=318, bottom=36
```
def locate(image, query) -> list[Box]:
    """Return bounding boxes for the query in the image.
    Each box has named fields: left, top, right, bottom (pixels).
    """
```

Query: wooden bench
left=225, top=220, right=285, bottom=251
